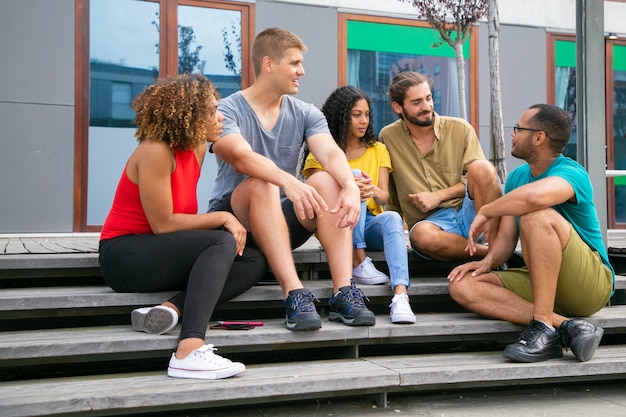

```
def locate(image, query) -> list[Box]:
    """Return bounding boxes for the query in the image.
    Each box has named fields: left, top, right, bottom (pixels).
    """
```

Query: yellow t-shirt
left=302, top=141, right=392, bottom=216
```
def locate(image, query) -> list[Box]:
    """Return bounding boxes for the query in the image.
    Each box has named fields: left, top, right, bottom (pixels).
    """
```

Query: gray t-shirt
left=208, top=91, right=330, bottom=210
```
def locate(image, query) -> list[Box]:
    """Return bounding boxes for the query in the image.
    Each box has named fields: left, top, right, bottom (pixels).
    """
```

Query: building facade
left=1, top=0, right=625, bottom=233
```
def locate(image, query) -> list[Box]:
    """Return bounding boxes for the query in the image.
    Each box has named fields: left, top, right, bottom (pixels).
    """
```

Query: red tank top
left=100, top=149, right=199, bottom=240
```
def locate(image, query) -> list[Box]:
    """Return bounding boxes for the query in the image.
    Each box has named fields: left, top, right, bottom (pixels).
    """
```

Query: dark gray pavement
left=159, top=381, right=626, bottom=417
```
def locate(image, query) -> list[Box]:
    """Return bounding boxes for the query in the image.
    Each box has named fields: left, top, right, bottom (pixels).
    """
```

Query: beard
left=402, top=108, right=434, bottom=127
left=511, top=138, right=535, bottom=161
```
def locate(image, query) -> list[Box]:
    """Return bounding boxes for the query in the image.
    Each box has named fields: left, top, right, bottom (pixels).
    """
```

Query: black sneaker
left=560, top=318, right=604, bottom=362
left=328, top=282, right=376, bottom=326
left=284, top=288, right=322, bottom=331
left=503, top=319, right=563, bottom=362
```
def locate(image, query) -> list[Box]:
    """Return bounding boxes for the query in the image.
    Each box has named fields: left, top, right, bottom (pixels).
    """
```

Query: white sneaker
left=389, top=294, right=416, bottom=324
left=167, top=344, right=246, bottom=380
left=352, top=257, right=390, bottom=285
left=131, top=305, right=178, bottom=335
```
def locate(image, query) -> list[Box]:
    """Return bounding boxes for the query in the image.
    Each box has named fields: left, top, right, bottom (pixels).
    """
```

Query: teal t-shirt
left=505, top=155, right=615, bottom=288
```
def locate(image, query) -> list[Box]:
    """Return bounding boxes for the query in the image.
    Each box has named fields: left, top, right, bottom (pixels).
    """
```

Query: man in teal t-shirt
left=447, top=104, right=614, bottom=364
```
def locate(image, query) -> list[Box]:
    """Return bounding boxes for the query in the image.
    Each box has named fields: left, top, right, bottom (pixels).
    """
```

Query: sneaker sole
left=352, top=276, right=390, bottom=285
left=328, top=311, right=376, bottom=326
left=168, top=363, right=245, bottom=379
left=570, top=327, right=604, bottom=362
left=391, top=314, right=416, bottom=324
left=502, top=345, right=563, bottom=363
left=132, top=308, right=177, bottom=335
left=285, top=317, right=322, bottom=331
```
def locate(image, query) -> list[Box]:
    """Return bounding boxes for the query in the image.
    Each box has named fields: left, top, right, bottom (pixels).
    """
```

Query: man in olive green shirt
left=379, top=71, right=502, bottom=261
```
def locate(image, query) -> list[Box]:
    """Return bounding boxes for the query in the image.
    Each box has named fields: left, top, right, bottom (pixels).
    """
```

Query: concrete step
left=2, top=275, right=625, bottom=316
left=0, top=278, right=450, bottom=316
left=2, top=345, right=626, bottom=417
left=2, top=306, right=625, bottom=367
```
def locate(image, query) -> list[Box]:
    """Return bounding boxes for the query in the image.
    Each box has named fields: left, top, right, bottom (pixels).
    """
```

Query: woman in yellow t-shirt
left=303, top=86, right=415, bottom=324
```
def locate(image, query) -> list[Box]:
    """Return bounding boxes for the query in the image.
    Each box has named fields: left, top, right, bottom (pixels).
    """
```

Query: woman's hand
left=354, top=171, right=374, bottom=201
left=222, top=213, right=247, bottom=256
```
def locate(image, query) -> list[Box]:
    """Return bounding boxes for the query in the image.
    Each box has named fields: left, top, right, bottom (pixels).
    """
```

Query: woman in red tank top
left=99, top=74, right=266, bottom=380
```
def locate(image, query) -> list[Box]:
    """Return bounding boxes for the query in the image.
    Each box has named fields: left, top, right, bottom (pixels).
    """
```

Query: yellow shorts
left=493, top=224, right=613, bottom=317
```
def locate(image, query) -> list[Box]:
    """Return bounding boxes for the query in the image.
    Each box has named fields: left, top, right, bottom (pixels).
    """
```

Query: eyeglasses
left=513, top=124, right=542, bottom=135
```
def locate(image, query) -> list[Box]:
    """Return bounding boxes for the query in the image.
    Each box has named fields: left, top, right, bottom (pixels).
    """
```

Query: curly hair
left=321, top=85, right=377, bottom=151
left=132, top=73, right=219, bottom=150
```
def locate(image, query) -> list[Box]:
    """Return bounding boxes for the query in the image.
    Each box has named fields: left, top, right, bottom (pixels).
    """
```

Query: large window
left=551, top=37, right=578, bottom=161
left=339, top=14, right=477, bottom=134
left=608, top=42, right=626, bottom=226
left=75, top=0, right=253, bottom=230
left=548, top=34, right=626, bottom=228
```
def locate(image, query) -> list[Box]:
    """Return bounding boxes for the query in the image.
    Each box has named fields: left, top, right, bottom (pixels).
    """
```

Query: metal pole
left=576, top=0, right=607, bottom=244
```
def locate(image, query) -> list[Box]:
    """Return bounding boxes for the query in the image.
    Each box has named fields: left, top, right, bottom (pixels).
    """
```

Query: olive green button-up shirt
left=378, top=113, right=485, bottom=229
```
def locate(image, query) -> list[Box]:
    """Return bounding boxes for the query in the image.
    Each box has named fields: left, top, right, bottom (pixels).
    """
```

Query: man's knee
left=448, top=275, right=475, bottom=305
left=467, top=160, right=501, bottom=196
left=468, top=160, right=498, bottom=180
left=234, top=178, right=279, bottom=200
left=306, top=171, right=340, bottom=196
left=409, top=224, right=440, bottom=252
left=519, top=208, right=567, bottom=230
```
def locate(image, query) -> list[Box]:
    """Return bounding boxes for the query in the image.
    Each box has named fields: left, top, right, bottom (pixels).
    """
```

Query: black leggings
left=99, top=230, right=266, bottom=340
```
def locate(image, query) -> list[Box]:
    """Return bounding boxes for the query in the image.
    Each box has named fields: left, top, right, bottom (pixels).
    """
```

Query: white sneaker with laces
left=389, top=293, right=416, bottom=324
left=131, top=305, right=178, bottom=335
left=167, top=344, right=245, bottom=379
left=352, top=256, right=390, bottom=285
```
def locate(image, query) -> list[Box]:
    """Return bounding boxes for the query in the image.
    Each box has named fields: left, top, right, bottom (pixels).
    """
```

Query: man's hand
left=466, top=211, right=490, bottom=256
left=283, top=177, right=329, bottom=221
left=408, top=191, right=441, bottom=213
left=329, top=182, right=361, bottom=229
left=447, top=258, right=491, bottom=282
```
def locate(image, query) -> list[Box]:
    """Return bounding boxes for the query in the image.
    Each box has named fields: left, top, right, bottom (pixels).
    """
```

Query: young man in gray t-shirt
left=208, top=27, right=375, bottom=331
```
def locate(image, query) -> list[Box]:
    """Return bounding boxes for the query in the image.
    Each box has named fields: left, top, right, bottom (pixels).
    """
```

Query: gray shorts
left=209, top=194, right=313, bottom=250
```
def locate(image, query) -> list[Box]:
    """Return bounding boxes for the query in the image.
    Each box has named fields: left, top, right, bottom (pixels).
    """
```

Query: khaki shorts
left=493, top=224, right=613, bottom=317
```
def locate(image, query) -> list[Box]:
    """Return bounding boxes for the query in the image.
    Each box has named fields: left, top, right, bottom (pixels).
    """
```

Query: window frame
left=73, top=0, right=254, bottom=231
left=547, top=32, right=626, bottom=228
left=337, top=13, right=479, bottom=131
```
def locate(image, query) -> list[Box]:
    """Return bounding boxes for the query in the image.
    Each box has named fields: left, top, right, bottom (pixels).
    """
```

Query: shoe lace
left=290, top=291, right=319, bottom=312
left=360, top=259, right=379, bottom=277
left=390, top=294, right=411, bottom=312
left=342, top=283, right=369, bottom=308
left=517, top=321, right=544, bottom=345
left=559, top=320, right=587, bottom=348
left=195, top=344, right=232, bottom=365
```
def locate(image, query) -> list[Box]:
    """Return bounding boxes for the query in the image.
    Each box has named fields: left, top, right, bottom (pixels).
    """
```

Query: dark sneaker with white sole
left=328, top=282, right=376, bottom=326
left=503, top=319, right=563, bottom=362
left=560, top=318, right=604, bottom=362
left=284, top=288, right=322, bottom=331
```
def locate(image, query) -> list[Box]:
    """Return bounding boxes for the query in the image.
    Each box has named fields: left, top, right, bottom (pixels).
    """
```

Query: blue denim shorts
left=409, top=186, right=477, bottom=259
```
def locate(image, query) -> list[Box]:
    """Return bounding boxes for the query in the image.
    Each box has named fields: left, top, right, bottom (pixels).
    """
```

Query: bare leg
left=518, top=208, right=571, bottom=327
left=467, top=160, right=503, bottom=244
left=394, top=284, right=408, bottom=296
left=410, top=160, right=501, bottom=261
left=449, top=208, right=571, bottom=328
left=230, top=178, right=303, bottom=298
left=410, top=222, right=488, bottom=261
left=353, top=248, right=366, bottom=268
left=305, top=172, right=353, bottom=292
